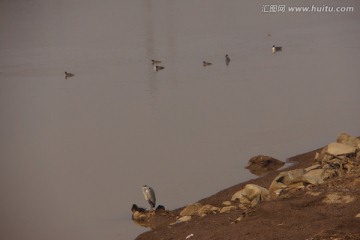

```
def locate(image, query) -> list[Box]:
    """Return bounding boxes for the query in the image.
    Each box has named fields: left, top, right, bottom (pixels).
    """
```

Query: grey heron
left=142, top=185, right=156, bottom=209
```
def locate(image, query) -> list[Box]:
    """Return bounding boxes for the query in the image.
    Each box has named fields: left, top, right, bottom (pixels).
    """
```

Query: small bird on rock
left=131, top=204, right=146, bottom=213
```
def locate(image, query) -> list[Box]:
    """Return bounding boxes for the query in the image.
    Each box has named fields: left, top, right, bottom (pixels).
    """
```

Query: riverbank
left=135, top=135, right=360, bottom=240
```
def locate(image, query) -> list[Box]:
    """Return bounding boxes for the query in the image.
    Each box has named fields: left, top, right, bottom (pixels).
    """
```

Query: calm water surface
left=1, top=0, right=360, bottom=239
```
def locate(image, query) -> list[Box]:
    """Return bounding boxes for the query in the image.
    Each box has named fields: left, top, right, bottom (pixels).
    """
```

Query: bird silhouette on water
left=272, top=45, right=283, bottom=53
left=203, top=61, right=212, bottom=67
left=64, top=71, right=74, bottom=79
left=225, top=54, right=230, bottom=66
left=154, top=65, right=165, bottom=72
left=151, top=59, right=162, bottom=65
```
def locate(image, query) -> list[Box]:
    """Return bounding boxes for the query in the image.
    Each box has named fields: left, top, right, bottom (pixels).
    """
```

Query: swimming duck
left=154, top=65, right=165, bottom=72
left=151, top=59, right=162, bottom=65
left=64, top=71, right=74, bottom=79
left=272, top=45, right=282, bottom=53
left=203, top=61, right=212, bottom=67
left=225, top=54, right=230, bottom=66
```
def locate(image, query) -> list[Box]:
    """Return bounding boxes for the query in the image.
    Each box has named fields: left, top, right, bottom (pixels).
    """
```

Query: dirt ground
left=135, top=148, right=360, bottom=240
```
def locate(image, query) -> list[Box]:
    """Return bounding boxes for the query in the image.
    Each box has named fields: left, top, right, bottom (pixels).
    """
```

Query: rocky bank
left=134, top=133, right=360, bottom=240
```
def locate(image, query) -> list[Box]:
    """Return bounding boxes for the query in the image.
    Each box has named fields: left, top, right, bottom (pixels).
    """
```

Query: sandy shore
left=135, top=146, right=360, bottom=240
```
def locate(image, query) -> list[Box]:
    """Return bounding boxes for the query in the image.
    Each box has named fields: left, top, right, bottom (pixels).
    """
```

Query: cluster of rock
left=315, top=133, right=360, bottom=175
left=131, top=204, right=168, bottom=227
left=173, top=133, right=359, bottom=224
left=132, top=133, right=359, bottom=227
left=170, top=203, right=220, bottom=225
left=170, top=183, right=270, bottom=224
left=246, top=155, right=285, bottom=176
left=270, top=133, right=360, bottom=198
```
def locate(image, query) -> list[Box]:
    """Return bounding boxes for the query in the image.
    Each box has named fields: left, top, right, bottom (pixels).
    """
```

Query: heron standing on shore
left=142, top=185, right=156, bottom=210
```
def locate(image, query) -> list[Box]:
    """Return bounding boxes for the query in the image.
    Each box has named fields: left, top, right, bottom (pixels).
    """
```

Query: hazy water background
left=1, top=0, right=359, bottom=239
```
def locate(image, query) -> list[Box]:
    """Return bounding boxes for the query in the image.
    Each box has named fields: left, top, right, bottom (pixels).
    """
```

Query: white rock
left=220, top=205, right=238, bottom=213
left=303, top=169, right=327, bottom=185
left=186, top=233, right=194, bottom=239
left=170, top=215, right=192, bottom=225
left=197, top=204, right=219, bottom=216
left=326, top=142, right=356, bottom=156
left=231, top=184, right=269, bottom=205
left=269, top=169, right=306, bottom=199
left=305, top=164, right=322, bottom=172
left=178, top=215, right=192, bottom=222
left=231, top=189, right=246, bottom=202
left=179, top=203, right=202, bottom=217
left=337, top=133, right=360, bottom=148
left=222, top=201, right=232, bottom=206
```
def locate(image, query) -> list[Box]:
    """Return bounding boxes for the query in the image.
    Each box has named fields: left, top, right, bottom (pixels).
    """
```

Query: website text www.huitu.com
left=262, top=4, right=355, bottom=13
